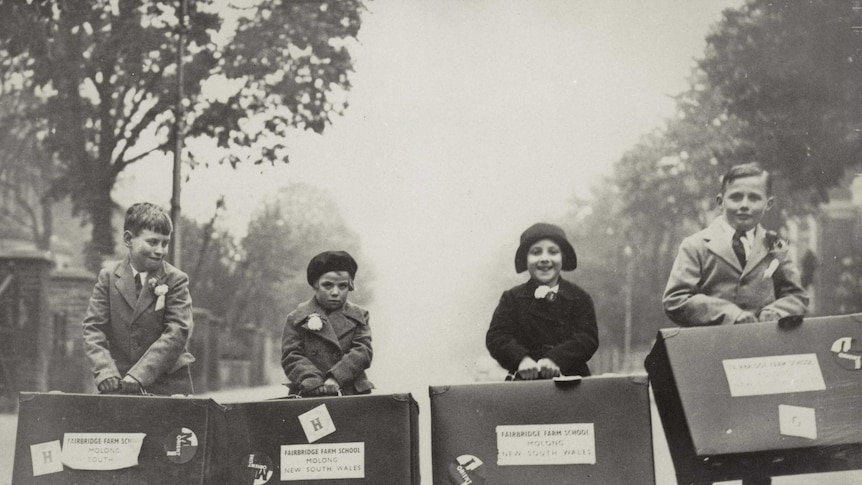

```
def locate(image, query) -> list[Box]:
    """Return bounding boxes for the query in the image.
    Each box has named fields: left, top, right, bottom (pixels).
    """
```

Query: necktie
left=732, top=230, right=747, bottom=268
left=135, top=273, right=143, bottom=294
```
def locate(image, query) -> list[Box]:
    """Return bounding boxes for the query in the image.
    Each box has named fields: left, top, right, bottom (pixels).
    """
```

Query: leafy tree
left=0, top=0, right=366, bottom=271
left=700, top=0, right=862, bottom=200
left=177, top=200, right=238, bottom=315
left=0, top=79, right=58, bottom=248
left=224, top=182, right=371, bottom=335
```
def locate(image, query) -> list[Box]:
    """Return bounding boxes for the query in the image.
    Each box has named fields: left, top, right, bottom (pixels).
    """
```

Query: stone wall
left=0, top=250, right=54, bottom=408
left=46, top=268, right=96, bottom=393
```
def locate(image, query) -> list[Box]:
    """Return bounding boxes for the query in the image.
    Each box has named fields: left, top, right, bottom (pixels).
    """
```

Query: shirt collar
left=516, top=278, right=575, bottom=300
left=128, top=262, right=147, bottom=282
left=718, top=217, right=756, bottom=241
left=291, top=298, right=365, bottom=325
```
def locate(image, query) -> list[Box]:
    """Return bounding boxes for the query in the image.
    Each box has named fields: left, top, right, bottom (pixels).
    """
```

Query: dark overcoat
left=486, top=278, right=598, bottom=377
left=281, top=298, right=374, bottom=395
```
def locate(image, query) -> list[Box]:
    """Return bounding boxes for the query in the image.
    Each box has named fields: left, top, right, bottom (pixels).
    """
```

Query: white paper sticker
left=61, top=433, right=146, bottom=470
left=496, top=423, right=596, bottom=466
left=280, top=442, right=365, bottom=481
left=31, top=440, right=63, bottom=476
left=298, top=404, right=336, bottom=443
left=779, top=404, right=817, bottom=440
left=722, top=354, right=826, bottom=397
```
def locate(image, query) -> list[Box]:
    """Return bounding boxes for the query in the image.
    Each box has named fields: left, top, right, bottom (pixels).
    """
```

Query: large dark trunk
left=83, top=186, right=117, bottom=273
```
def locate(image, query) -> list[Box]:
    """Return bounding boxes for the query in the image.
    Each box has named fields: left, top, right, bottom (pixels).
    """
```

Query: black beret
left=307, top=251, right=358, bottom=286
left=514, top=222, right=577, bottom=273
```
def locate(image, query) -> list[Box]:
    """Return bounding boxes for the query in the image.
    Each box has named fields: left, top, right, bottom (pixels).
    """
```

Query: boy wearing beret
left=281, top=251, right=374, bottom=396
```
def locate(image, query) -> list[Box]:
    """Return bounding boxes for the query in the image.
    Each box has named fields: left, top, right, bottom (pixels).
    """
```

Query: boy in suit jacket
left=662, top=163, right=808, bottom=485
left=82, top=202, right=195, bottom=396
left=282, top=251, right=374, bottom=396
left=663, top=163, right=808, bottom=327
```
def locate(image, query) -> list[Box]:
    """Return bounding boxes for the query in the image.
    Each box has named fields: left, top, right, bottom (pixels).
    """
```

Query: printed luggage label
left=281, top=442, right=365, bottom=480
left=722, top=353, right=826, bottom=397
left=496, top=423, right=596, bottom=466
left=61, top=432, right=146, bottom=470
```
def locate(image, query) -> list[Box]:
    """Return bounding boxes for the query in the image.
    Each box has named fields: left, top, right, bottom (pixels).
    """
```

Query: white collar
left=129, top=263, right=148, bottom=283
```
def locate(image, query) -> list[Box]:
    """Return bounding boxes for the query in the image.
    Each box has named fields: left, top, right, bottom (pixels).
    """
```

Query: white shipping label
left=496, top=423, right=596, bottom=466
left=281, top=442, right=365, bottom=481
left=779, top=404, right=818, bottom=440
left=722, top=354, right=826, bottom=397
left=30, top=440, right=63, bottom=476
left=61, top=433, right=145, bottom=470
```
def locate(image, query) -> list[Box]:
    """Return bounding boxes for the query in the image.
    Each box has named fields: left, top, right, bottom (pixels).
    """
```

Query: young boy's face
left=526, top=238, right=562, bottom=286
left=314, top=271, right=351, bottom=312
left=717, top=173, right=773, bottom=233
left=124, top=228, right=171, bottom=273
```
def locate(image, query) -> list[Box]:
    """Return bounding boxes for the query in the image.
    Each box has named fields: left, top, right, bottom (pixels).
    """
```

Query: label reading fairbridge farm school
left=722, top=354, right=826, bottom=397
left=281, top=442, right=365, bottom=481
left=496, top=423, right=596, bottom=466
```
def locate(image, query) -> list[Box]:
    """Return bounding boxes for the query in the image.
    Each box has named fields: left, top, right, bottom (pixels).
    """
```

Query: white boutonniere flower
left=763, top=259, right=780, bottom=279
left=306, top=313, right=324, bottom=331
left=148, top=278, right=168, bottom=311
left=533, top=285, right=558, bottom=302
left=762, top=231, right=788, bottom=280
left=534, top=285, right=551, bottom=299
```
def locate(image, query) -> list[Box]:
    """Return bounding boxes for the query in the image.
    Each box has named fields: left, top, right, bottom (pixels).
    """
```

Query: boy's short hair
left=123, top=202, right=173, bottom=236
left=720, top=162, right=772, bottom=195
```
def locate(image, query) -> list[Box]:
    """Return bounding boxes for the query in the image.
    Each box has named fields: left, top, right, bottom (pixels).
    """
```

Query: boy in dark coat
left=486, top=223, right=598, bottom=380
left=82, top=202, right=195, bottom=396
left=282, top=251, right=374, bottom=396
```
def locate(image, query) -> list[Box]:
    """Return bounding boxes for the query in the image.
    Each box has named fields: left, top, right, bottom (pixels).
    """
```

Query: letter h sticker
left=30, top=440, right=64, bottom=476
left=299, top=404, right=336, bottom=443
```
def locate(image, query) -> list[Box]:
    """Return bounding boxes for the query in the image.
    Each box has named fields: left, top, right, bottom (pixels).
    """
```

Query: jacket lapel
left=742, top=225, right=769, bottom=278
left=704, top=219, right=744, bottom=273
left=515, top=281, right=558, bottom=323
left=292, top=299, right=342, bottom=348
left=131, top=262, right=166, bottom=324
left=115, top=258, right=138, bottom=311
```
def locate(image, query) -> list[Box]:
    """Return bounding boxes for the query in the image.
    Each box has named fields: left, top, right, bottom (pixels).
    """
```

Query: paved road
left=2, top=386, right=861, bottom=484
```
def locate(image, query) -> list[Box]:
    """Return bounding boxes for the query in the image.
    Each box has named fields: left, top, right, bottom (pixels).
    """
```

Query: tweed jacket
left=663, top=218, right=808, bottom=327
left=82, top=256, right=196, bottom=395
left=282, top=298, right=374, bottom=395
left=486, top=278, right=598, bottom=377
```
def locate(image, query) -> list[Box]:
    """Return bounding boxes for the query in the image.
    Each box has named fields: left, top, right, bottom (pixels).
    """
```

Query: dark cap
left=307, top=251, right=358, bottom=286
left=514, top=223, right=577, bottom=273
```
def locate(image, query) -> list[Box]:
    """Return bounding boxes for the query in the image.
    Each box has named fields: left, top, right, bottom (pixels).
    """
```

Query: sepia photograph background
left=2, top=0, right=862, bottom=483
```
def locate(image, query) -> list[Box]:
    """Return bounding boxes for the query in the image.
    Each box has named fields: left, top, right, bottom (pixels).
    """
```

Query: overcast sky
left=119, top=0, right=743, bottom=390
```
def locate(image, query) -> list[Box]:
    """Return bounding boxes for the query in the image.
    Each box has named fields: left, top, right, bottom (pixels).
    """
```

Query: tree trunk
left=83, top=185, right=117, bottom=274
left=36, top=194, right=54, bottom=251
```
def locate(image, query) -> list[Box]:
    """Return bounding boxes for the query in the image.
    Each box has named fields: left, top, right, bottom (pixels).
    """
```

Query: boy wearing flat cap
left=281, top=251, right=374, bottom=396
left=486, top=222, right=599, bottom=380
